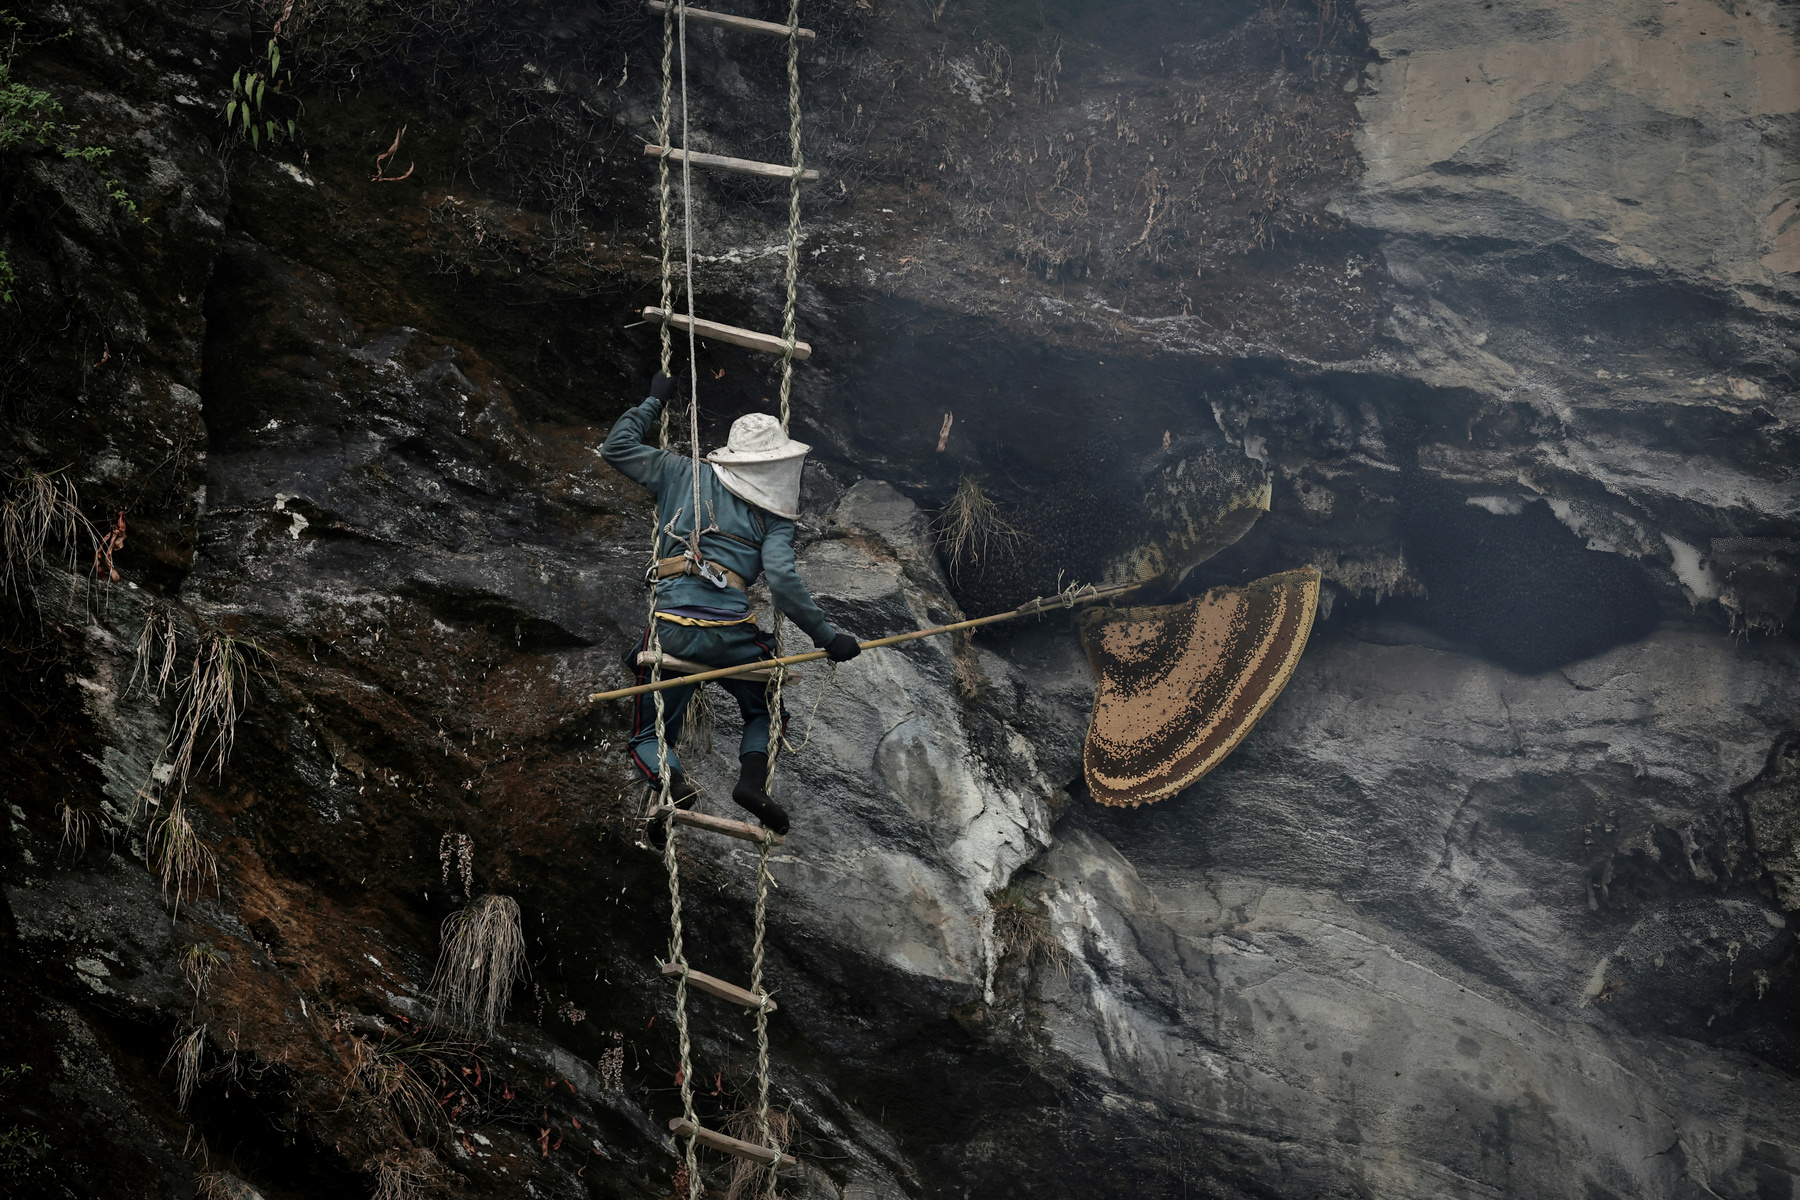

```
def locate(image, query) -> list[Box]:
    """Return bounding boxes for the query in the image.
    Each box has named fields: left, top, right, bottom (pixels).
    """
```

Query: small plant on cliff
left=195, top=1171, right=260, bottom=1200
left=429, top=893, right=527, bottom=1037
left=0, top=1066, right=48, bottom=1170
left=147, top=796, right=219, bottom=917
left=168, top=633, right=262, bottom=786
left=127, top=633, right=265, bottom=915
left=0, top=11, right=142, bottom=221
left=223, top=36, right=298, bottom=152
left=56, top=802, right=92, bottom=856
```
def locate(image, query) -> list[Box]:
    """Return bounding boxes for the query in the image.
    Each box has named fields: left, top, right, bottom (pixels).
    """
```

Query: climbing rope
left=755, top=13, right=806, bottom=1186
left=749, top=836, right=777, bottom=1198
left=645, top=2, right=809, bottom=1194
left=651, top=6, right=702, bottom=1197
left=776, top=0, right=805, bottom=433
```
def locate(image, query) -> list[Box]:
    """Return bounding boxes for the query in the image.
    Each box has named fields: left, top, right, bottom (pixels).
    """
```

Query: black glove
left=650, top=372, right=677, bottom=402
left=824, top=632, right=862, bottom=663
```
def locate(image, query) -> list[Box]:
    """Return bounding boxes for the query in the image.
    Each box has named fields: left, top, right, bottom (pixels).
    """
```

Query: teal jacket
left=602, top=396, right=840, bottom=646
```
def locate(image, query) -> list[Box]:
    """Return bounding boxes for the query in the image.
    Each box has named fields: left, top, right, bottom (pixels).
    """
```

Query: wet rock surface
left=0, top=0, right=1797, bottom=1196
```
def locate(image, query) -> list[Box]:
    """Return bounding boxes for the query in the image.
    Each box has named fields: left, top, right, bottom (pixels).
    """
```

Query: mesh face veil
left=706, top=413, right=809, bottom=518
left=709, top=458, right=805, bottom=519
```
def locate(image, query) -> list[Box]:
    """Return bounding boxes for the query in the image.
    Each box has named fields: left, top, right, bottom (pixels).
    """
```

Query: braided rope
left=750, top=834, right=778, bottom=1197
left=757, top=15, right=805, bottom=1184
left=658, top=6, right=700, bottom=1197
left=677, top=4, right=704, bottom=561
left=656, top=0, right=675, bottom=447
left=776, top=0, right=805, bottom=434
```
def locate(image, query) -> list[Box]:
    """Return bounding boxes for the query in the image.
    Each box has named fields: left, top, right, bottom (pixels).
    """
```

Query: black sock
left=731, top=752, right=788, bottom=835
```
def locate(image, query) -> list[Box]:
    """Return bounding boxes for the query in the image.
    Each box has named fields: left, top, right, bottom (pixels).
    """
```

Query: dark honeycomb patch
left=1397, top=491, right=1659, bottom=673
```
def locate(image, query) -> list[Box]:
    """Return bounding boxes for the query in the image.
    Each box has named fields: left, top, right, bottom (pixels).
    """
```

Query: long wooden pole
left=588, top=581, right=1145, bottom=703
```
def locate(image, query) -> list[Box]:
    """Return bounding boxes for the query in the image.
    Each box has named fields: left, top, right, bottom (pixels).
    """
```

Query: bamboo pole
left=588, top=581, right=1145, bottom=703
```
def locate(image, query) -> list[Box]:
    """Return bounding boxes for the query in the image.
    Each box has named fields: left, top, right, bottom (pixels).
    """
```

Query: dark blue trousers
left=628, top=620, right=784, bottom=781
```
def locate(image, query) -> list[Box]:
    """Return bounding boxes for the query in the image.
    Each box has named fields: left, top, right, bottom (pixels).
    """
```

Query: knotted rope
left=751, top=9, right=806, bottom=1185
left=652, top=5, right=702, bottom=1197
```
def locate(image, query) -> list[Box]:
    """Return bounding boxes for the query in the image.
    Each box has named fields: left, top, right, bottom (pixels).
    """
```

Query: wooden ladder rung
left=646, top=1, right=816, bottom=39
left=643, top=308, right=813, bottom=361
left=669, top=1118, right=796, bottom=1166
left=643, top=144, right=821, bottom=182
left=661, top=962, right=777, bottom=1011
left=652, top=804, right=785, bottom=845
left=636, top=648, right=795, bottom=682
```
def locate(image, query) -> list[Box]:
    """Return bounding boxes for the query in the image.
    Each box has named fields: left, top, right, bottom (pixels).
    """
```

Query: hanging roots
left=430, top=894, right=526, bottom=1036
left=0, top=464, right=94, bottom=605
left=166, top=1024, right=206, bottom=1112
left=932, top=473, right=1021, bottom=580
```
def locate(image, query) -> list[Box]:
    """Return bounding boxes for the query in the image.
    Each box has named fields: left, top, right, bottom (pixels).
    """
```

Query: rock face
left=0, top=0, right=1796, bottom=1196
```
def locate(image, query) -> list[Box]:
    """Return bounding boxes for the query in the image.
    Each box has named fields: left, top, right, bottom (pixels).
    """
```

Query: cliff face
left=1, top=0, right=1797, bottom=1197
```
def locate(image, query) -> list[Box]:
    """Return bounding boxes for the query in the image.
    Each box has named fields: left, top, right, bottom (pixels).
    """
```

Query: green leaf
left=232, top=68, right=241, bottom=94
left=251, top=126, right=259, bottom=149
left=270, top=44, right=280, bottom=74
left=256, top=77, right=265, bottom=108
left=242, top=106, right=252, bottom=131
left=266, top=120, right=275, bottom=142
left=287, top=118, right=296, bottom=139
left=226, top=99, right=236, bottom=124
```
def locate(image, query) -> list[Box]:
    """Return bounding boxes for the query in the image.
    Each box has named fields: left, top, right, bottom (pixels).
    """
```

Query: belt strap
left=651, top=555, right=748, bottom=592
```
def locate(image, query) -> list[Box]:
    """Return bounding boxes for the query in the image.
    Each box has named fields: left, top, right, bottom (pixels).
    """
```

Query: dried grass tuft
left=195, top=1170, right=259, bottom=1200
left=721, top=1102, right=795, bottom=1200
left=364, top=1147, right=444, bottom=1200
left=128, top=605, right=180, bottom=700
left=58, top=803, right=92, bottom=856
left=168, top=634, right=261, bottom=787
left=148, top=796, right=219, bottom=916
left=180, top=943, right=224, bottom=998
left=166, top=1024, right=206, bottom=1112
left=990, top=887, right=1069, bottom=981
left=0, top=464, right=93, bottom=606
left=429, top=894, right=526, bottom=1036
left=933, top=474, right=1021, bottom=581
left=678, top=681, right=715, bottom=757
left=345, top=1035, right=442, bottom=1138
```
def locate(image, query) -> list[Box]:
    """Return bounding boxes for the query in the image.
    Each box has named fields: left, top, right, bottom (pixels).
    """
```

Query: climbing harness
left=646, top=552, right=748, bottom=593
left=639, top=1, right=817, bottom=1194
